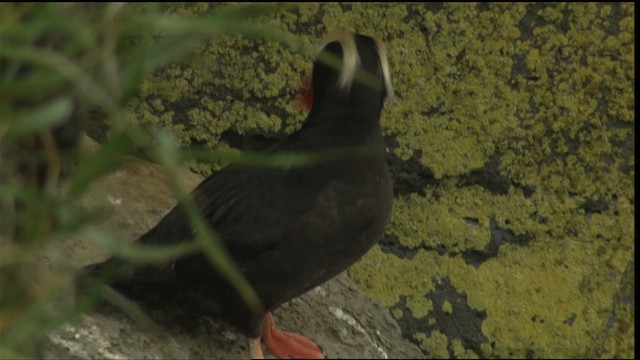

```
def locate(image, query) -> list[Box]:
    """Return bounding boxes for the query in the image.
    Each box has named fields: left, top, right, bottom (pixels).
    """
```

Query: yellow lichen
left=391, top=308, right=404, bottom=320
left=349, top=3, right=633, bottom=358
left=442, top=300, right=453, bottom=315
left=416, top=331, right=450, bottom=359
left=407, top=293, right=433, bottom=319
left=349, top=246, right=438, bottom=308
left=451, top=339, right=479, bottom=359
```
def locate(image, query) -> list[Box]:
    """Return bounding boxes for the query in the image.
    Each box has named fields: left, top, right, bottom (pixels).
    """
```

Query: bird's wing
left=84, top=166, right=294, bottom=285
left=137, top=165, right=303, bottom=254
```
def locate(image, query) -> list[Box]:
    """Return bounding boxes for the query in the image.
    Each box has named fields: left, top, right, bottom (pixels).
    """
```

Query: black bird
left=80, top=31, right=394, bottom=359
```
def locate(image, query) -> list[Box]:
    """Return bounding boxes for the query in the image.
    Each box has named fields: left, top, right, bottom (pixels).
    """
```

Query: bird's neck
left=300, top=105, right=383, bottom=145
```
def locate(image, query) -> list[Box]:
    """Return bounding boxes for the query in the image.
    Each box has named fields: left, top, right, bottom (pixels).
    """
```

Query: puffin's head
left=299, top=32, right=394, bottom=111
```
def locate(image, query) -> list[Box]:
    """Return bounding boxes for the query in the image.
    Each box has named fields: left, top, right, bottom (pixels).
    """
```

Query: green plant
left=0, top=3, right=320, bottom=357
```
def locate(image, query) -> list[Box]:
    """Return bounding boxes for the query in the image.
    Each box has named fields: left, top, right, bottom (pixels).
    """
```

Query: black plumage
left=80, top=32, right=394, bottom=356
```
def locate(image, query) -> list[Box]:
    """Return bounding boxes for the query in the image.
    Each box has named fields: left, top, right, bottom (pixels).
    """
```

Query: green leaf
left=1, top=67, right=69, bottom=99
left=86, top=229, right=200, bottom=264
left=2, top=97, right=72, bottom=142
left=0, top=44, right=119, bottom=114
left=0, top=282, right=100, bottom=356
left=182, top=144, right=377, bottom=168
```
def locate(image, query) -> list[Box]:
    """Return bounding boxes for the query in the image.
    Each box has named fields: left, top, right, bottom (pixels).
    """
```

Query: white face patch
left=317, top=32, right=394, bottom=99
left=373, top=37, right=395, bottom=100
left=317, top=31, right=361, bottom=92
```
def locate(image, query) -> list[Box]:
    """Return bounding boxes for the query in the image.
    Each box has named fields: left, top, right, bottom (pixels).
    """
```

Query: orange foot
left=262, top=312, right=324, bottom=359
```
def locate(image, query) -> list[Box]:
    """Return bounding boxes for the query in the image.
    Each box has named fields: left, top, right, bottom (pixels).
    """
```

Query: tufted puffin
left=79, top=31, right=394, bottom=359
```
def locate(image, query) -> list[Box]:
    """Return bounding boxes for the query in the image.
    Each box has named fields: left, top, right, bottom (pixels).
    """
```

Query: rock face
left=39, top=143, right=424, bottom=359
left=43, top=274, right=423, bottom=359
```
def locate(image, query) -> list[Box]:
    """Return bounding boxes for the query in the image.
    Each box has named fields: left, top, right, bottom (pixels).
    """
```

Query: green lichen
left=407, top=293, right=433, bottom=319
left=348, top=246, right=439, bottom=308
left=347, top=2, right=633, bottom=359
left=442, top=300, right=453, bottom=315
left=382, top=3, right=529, bottom=179
left=451, top=338, right=479, bottom=359
left=391, top=308, right=404, bottom=320
left=415, top=331, right=450, bottom=359
left=387, top=187, right=497, bottom=252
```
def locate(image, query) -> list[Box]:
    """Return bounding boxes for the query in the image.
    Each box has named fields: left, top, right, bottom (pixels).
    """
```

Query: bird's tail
left=75, top=256, right=181, bottom=308
left=74, top=257, right=137, bottom=301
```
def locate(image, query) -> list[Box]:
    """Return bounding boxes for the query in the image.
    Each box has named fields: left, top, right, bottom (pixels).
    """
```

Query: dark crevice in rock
left=462, top=153, right=510, bottom=196
left=378, top=234, right=419, bottom=259
left=426, top=278, right=488, bottom=356
left=462, top=217, right=533, bottom=268
left=391, top=278, right=489, bottom=357
left=384, top=136, right=439, bottom=197
left=580, top=197, right=611, bottom=217
left=462, top=153, right=537, bottom=197
left=390, top=296, right=428, bottom=350
left=378, top=234, right=450, bottom=260
left=380, top=217, right=533, bottom=266
left=564, top=312, right=577, bottom=326
left=529, top=212, right=549, bottom=224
